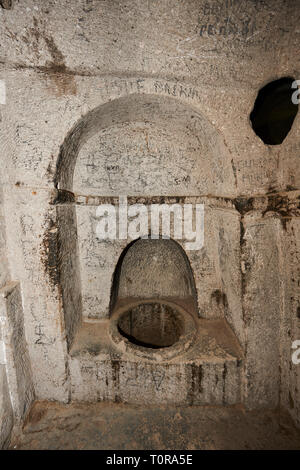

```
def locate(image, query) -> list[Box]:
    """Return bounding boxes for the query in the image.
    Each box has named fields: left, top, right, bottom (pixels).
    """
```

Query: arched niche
left=54, top=93, right=233, bottom=347
left=55, top=93, right=234, bottom=195
left=109, top=238, right=198, bottom=317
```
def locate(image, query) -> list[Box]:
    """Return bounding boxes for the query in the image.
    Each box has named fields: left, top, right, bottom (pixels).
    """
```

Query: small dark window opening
left=250, top=77, right=298, bottom=145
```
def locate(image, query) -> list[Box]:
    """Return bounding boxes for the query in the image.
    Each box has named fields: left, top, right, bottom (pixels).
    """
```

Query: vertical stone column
left=0, top=282, right=34, bottom=422
left=242, top=213, right=281, bottom=408
left=0, top=187, right=15, bottom=447
left=280, top=218, right=300, bottom=427
left=3, top=186, right=70, bottom=402
left=0, top=365, right=13, bottom=449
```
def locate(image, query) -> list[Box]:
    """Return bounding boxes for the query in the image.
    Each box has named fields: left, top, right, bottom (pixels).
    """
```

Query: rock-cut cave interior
left=0, top=0, right=300, bottom=452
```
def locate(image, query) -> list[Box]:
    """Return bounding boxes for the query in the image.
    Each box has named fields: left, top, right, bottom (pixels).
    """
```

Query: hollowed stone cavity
left=117, top=303, right=183, bottom=349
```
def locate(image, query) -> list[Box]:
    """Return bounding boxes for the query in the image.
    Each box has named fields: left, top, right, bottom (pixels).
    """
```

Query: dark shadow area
left=109, top=238, right=139, bottom=314
left=250, top=77, right=298, bottom=145
left=117, top=302, right=183, bottom=349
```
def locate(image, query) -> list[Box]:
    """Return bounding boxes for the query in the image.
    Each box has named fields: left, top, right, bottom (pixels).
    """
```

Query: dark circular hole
left=250, top=77, right=298, bottom=145
left=117, top=303, right=183, bottom=349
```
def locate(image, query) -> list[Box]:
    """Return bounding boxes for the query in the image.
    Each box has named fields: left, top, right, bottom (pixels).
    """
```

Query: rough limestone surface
left=0, top=365, right=13, bottom=449
left=0, top=0, right=299, bottom=446
left=0, top=187, right=13, bottom=448
left=0, top=281, right=34, bottom=444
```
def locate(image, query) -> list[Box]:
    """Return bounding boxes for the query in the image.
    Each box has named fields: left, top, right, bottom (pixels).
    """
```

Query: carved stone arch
left=54, top=92, right=234, bottom=348
left=55, top=93, right=234, bottom=195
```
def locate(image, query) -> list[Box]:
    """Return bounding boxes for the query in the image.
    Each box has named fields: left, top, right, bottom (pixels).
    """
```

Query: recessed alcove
left=53, top=93, right=243, bottom=404
left=109, top=238, right=198, bottom=317
left=69, top=233, right=243, bottom=400
left=54, top=93, right=236, bottom=349
left=107, top=238, right=198, bottom=359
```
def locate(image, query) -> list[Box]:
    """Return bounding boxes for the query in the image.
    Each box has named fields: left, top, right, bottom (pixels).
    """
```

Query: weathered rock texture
left=10, top=401, right=300, bottom=450
left=0, top=0, right=299, bottom=446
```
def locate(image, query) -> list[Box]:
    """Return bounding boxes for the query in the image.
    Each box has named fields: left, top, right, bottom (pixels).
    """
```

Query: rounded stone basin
left=109, top=299, right=196, bottom=361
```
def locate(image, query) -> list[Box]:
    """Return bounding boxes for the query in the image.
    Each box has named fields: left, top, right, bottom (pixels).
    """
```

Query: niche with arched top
left=53, top=93, right=232, bottom=347
left=111, top=239, right=196, bottom=310
left=110, top=238, right=198, bottom=315
left=55, top=93, right=234, bottom=195
left=109, top=238, right=198, bottom=355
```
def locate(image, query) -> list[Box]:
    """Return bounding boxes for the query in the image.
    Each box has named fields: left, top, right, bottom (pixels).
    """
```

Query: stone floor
left=9, top=401, right=300, bottom=450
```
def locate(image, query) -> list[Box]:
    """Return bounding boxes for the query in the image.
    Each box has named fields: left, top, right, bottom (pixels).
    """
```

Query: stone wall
left=0, top=201, right=35, bottom=447
left=0, top=181, right=14, bottom=448
left=0, top=0, right=299, bottom=441
left=280, top=218, right=300, bottom=427
left=0, top=282, right=34, bottom=421
left=0, top=365, right=13, bottom=449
